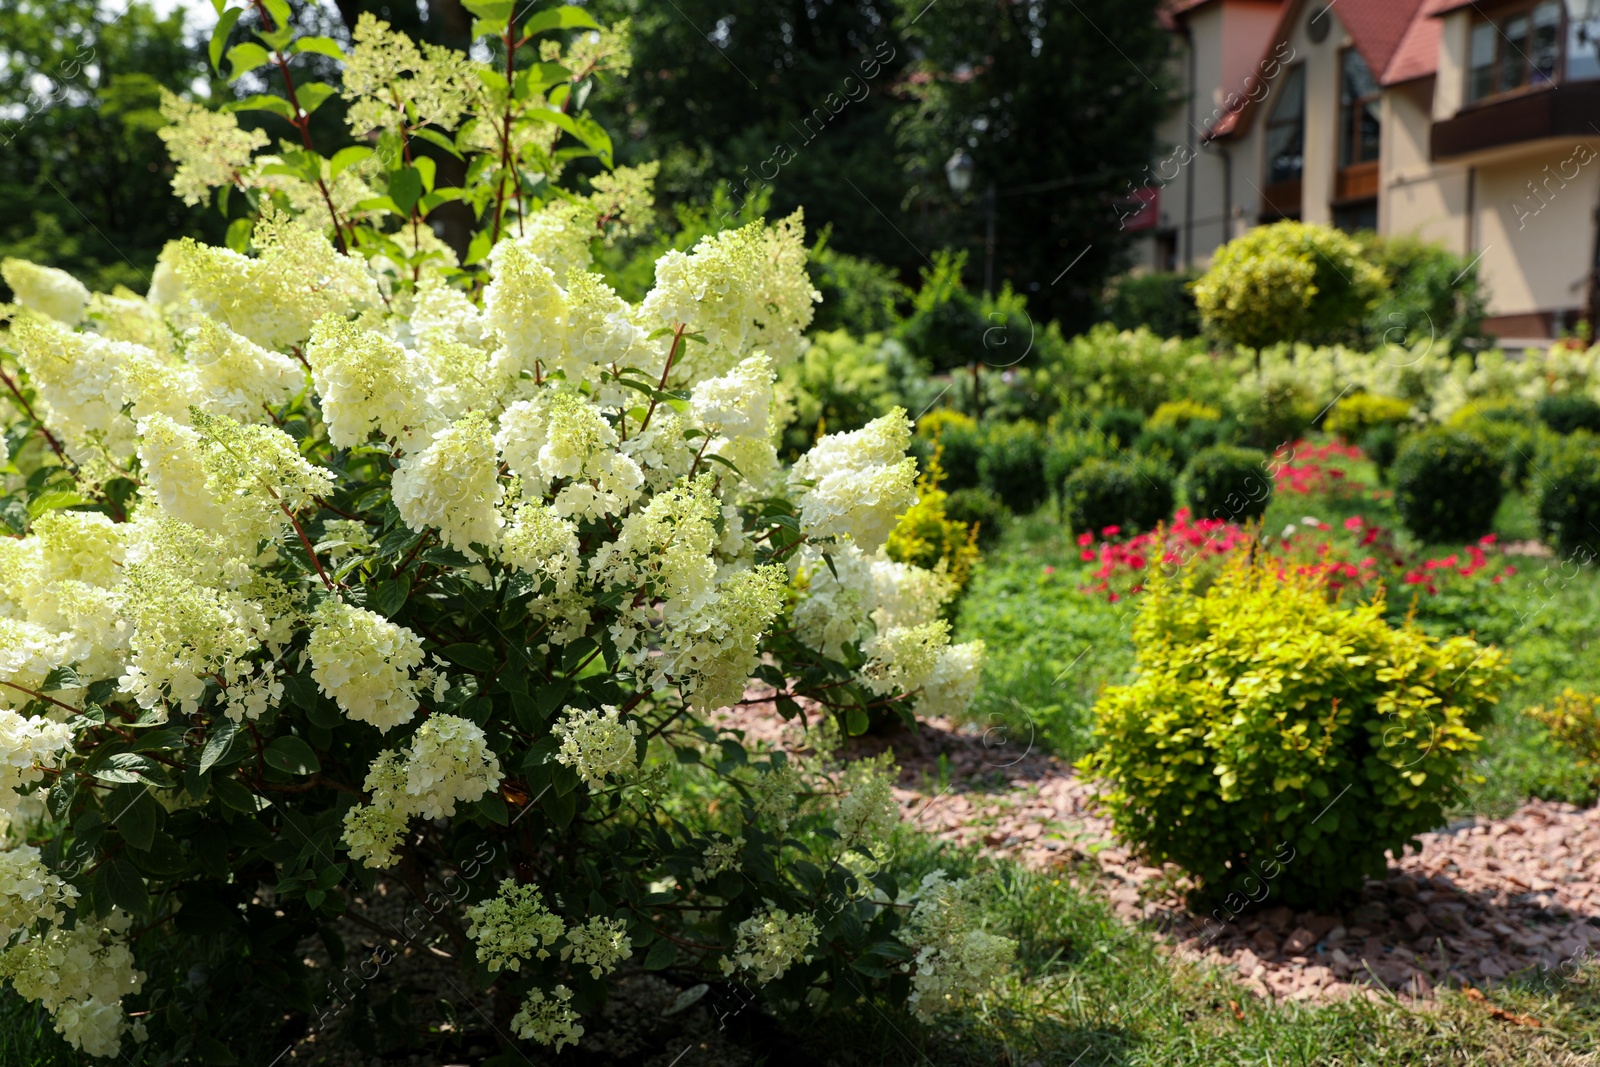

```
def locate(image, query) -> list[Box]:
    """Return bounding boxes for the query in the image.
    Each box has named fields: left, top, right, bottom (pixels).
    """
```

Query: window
left=1333, top=200, right=1377, bottom=233
left=1569, top=0, right=1600, bottom=82
left=1264, top=63, right=1305, bottom=184
left=1339, top=50, right=1381, bottom=166
left=1468, top=0, right=1563, bottom=102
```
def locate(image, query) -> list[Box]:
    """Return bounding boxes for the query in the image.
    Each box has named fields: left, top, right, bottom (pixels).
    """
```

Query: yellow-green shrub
left=1146, top=399, right=1222, bottom=430
left=1525, top=689, right=1600, bottom=776
left=1193, top=221, right=1387, bottom=350
left=915, top=408, right=977, bottom=439
left=1082, top=553, right=1508, bottom=908
left=887, top=450, right=981, bottom=592
left=1324, top=393, right=1413, bottom=442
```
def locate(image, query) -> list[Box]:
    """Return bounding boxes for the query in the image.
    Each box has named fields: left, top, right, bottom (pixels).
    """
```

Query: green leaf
left=522, top=6, right=601, bottom=35
left=262, top=0, right=292, bottom=30
left=409, top=126, right=464, bottom=160
left=47, top=772, right=77, bottom=821
left=643, top=938, right=678, bottom=970
left=113, top=787, right=157, bottom=851
left=210, top=6, right=244, bottom=72
left=265, top=736, right=320, bottom=776
left=413, top=156, right=437, bottom=193
left=295, top=82, right=338, bottom=116
left=104, top=858, right=150, bottom=917
left=27, top=489, right=90, bottom=519
left=226, top=42, right=272, bottom=78
left=368, top=575, right=411, bottom=617
left=473, top=792, right=509, bottom=826
left=194, top=1035, right=239, bottom=1066
left=290, top=35, right=345, bottom=60
left=845, top=706, right=870, bottom=736
left=94, top=753, right=167, bottom=787
left=213, top=776, right=257, bottom=812
left=388, top=166, right=423, bottom=216
left=330, top=145, right=373, bottom=176
left=542, top=786, right=576, bottom=828
left=42, top=664, right=82, bottom=691
left=200, top=720, right=241, bottom=775
left=440, top=642, right=497, bottom=673
left=221, top=94, right=297, bottom=121
left=225, top=217, right=253, bottom=253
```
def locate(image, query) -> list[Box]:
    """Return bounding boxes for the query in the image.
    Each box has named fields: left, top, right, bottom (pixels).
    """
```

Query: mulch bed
left=719, top=696, right=1600, bottom=1003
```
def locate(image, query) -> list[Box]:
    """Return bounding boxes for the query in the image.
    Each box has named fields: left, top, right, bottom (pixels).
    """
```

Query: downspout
left=1220, top=142, right=1233, bottom=244
left=1184, top=27, right=1198, bottom=269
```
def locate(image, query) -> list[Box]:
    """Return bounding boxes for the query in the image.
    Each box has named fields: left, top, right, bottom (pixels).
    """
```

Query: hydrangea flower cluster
left=721, top=906, right=819, bottom=983
left=0, top=8, right=995, bottom=1056
left=903, top=871, right=1018, bottom=1021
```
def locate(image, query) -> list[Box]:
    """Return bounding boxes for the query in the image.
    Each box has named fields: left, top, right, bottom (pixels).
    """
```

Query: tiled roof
left=1381, top=0, right=1455, bottom=84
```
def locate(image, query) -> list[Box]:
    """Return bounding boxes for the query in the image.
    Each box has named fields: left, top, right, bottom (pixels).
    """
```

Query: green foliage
left=777, top=329, right=901, bottom=455
left=1536, top=433, right=1600, bottom=559
left=594, top=184, right=771, bottom=302
left=1525, top=688, right=1600, bottom=781
left=1324, top=393, right=1413, bottom=442
left=0, top=1, right=225, bottom=293
left=1100, top=270, right=1201, bottom=338
left=886, top=451, right=981, bottom=592
left=1135, top=400, right=1226, bottom=469
left=1393, top=429, right=1505, bottom=543
left=1537, top=393, right=1600, bottom=436
left=1084, top=556, right=1509, bottom=908
left=927, top=419, right=984, bottom=492
left=1061, top=458, right=1173, bottom=537
left=1360, top=233, right=1489, bottom=352
left=1193, top=221, right=1388, bottom=350
left=977, top=420, right=1047, bottom=514
left=1042, top=429, right=1111, bottom=499
left=807, top=230, right=911, bottom=335
left=1183, top=445, right=1272, bottom=522
left=1233, top=377, right=1318, bottom=450
left=1091, top=406, right=1146, bottom=448
left=943, top=487, right=1010, bottom=548
left=895, top=250, right=990, bottom=373
left=1023, top=324, right=1220, bottom=418
left=1446, top=400, right=1551, bottom=490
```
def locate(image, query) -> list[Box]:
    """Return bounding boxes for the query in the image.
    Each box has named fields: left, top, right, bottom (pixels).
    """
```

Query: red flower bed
left=1272, top=440, right=1367, bottom=497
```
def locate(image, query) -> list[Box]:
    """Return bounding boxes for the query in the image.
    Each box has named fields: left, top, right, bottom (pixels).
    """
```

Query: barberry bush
left=0, top=4, right=1003, bottom=1060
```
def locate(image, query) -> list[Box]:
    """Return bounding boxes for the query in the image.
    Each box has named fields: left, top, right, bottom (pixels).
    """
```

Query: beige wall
left=1433, top=11, right=1469, bottom=121
left=1474, top=144, right=1600, bottom=318
left=1380, top=82, right=1468, bottom=252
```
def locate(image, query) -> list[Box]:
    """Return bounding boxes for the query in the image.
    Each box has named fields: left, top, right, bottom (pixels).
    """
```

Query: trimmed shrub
left=932, top=421, right=984, bottom=490
left=777, top=329, right=900, bottom=454
left=944, top=487, right=1010, bottom=547
left=1360, top=233, right=1490, bottom=352
left=1193, top=221, right=1388, bottom=350
left=978, top=420, right=1048, bottom=514
left=1324, top=393, right=1413, bottom=442
left=1392, top=429, right=1504, bottom=543
left=1146, top=399, right=1222, bottom=430
left=1043, top=430, right=1112, bottom=498
left=1084, top=554, right=1509, bottom=908
left=1536, top=433, right=1600, bottom=559
left=1062, top=458, right=1174, bottom=537
left=1184, top=445, right=1273, bottom=522
left=1525, top=689, right=1600, bottom=779
left=1447, top=401, right=1550, bottom=489
left=887, top=450, right=982, bottom=593
left=1092, top=406, right=1146, bottom=448
left=1234, top=378, right=1318, bottom=450
left=1360, top=424, right=1402, bottom=484
left=1101, top=270, right=1202, bottom=338
left=1537, top=393, right=1600, bottom=436
left=1137, top=400, right=1226, bottom=469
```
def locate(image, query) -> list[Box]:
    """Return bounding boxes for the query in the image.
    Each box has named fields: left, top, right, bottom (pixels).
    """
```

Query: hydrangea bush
left=0, top=4, right=1000, bottom=1059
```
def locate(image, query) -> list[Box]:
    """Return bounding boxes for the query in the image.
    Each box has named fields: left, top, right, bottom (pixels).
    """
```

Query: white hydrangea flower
left=498, top=500, right=580, bottom=593
left=834, top=753, right=900, bottom=848
left=553, top=271, right=637, bottom=383
left=903, top=871, right=1016, bottom=1021
left=485, top=239, right=567, bottom=374
left=2, top=258, right=91, bottom=326
left=0, top=844, right=79, bottom=942
left=340, top=753, right=411, bottom=868
left=307, top=600, right=425, bottom=733
left=155, top=90, right=269, bottom=207
left=465, top=879, right=564, bottom=972
left=496, top=391, right=643, bottom=521
left=1, top=913, right=145, bottom=1059
left=692, top=835, right=745, bottom=882
left=87, top=289, right=173, bottom=353
left=401, top=712, right=502, bottom=818
left=662, top=564, right=787, bottom=712
left=183, top=317, right=304, bottom=422
left=790, top=410, right=917, bottom=552
left=560, top=916, right=632, bottom=978
left=510, top=984, right=583, bottom=1051
left=392, top=412, right=505, bottom=553
left=32, top=510, right=124, bottom=590
left=721, top=906, right=818, bottom=983
left=552, top=705, right=639, bottom=792
left=748, top=759, right=804, bottom=832
left=411, top=273, right=487, bottom=350
left=919, top=640, right=986, bottom=720
left=305, top=315, right=436, bottom=448
left=690, top=352, right=774, bottom=439
left=171, top=210, right=379, bottom=349
left=6, top=316, right=135, bottom=457
left=863, top=620, right=951, bottom=697
left=0, top=711, right=74, bottom=811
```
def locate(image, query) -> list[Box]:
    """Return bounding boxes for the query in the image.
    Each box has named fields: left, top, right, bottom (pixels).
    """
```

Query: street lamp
left=944, top=150, right=975, bottom=197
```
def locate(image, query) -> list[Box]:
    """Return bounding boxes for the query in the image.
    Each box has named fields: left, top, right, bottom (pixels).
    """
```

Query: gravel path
left=721, top=697, right=1600, bottom=1003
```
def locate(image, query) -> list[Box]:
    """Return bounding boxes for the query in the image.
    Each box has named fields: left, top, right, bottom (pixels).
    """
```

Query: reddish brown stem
left=636, top=324, right=686, bottom=436
left=280, top=502, right=337, bottom=591
left=0, top=366, right=69, bottom=465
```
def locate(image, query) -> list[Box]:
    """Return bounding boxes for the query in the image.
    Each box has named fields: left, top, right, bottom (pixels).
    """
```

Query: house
left=1133, top=0, right=1600, bottom=343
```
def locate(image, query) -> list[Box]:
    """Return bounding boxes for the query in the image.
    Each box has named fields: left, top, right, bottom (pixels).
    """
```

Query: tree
left=0, top=1, right=224, bottom=294
left=894, top=0, right=1175, bottom=332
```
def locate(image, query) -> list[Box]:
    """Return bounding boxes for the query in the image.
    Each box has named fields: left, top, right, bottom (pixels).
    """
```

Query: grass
left=778, top=840, right=1600, bottom=1066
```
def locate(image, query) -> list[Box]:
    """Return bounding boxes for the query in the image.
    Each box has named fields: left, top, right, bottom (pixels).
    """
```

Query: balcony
left=1432, top=81, right=1600, bottom=161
